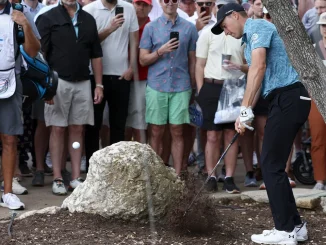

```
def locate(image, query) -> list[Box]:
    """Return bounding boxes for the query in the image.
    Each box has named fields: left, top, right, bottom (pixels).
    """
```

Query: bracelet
left=96, top=84, right=104, bottom=89
left=156, top=49, right=162, bottom=57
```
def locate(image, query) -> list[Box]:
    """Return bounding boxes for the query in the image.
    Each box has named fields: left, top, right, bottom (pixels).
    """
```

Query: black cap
left=211, top=3, right=245, bottom=35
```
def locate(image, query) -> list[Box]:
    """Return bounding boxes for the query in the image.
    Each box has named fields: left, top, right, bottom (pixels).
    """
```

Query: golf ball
left=72, top=142, right=80, bottom=149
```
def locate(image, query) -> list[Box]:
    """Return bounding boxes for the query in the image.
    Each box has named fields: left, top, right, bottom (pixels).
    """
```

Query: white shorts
left=44, top=78, right=94, bottom=127
left=125, top=80, right=147, bottom=130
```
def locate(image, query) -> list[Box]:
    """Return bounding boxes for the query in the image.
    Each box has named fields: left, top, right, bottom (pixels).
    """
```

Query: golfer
left=211, top=3, right=310, bottom=245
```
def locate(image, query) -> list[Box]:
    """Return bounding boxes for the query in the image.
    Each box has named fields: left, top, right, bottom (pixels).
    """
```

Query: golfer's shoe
left=0, top=193, right=25, bottom=210
left=222, top=177, right=240, bottom=194
left=68, top=177, right=84, bottom=191
left=52, top=178, right=67, bottom=195
left=263, top=222, right=308, bottom=242
left=251, top=228, right=297, bottom=245
left=205, top=177, right=218, bottom=192
left=1, top=178, right=28, bottom=195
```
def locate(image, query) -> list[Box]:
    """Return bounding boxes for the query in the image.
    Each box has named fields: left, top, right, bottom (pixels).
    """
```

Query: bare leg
left=161, top=127, right=171, bottom=165
left=223, top=129, right=239, bottom=177
left=239, top=130, right=254, bottom=172
left=125, top=127, right=133, bottom=141
left=169, top=124, right=184, bottom=175
left=100, top=125, right=110, bottom=148
left=68, top=125, right=84, bottom=180
left=149, top=124, right=165, bottom=156
left=1, top=135, right=18, bottom=194
left=132, top=129, right=147, bottom=144
left=255, top=115, right=267, bottom=166
left=294, top=129, right=303, bottom=153
left=34, top=120, right=50, bottom=171
left=61, top=130, right=69, bottom=170
left=182, top=124, right=196, bottom=171
left=205, top=130, right=222, bottom=177
left=50, top=126, right=66, bottom=180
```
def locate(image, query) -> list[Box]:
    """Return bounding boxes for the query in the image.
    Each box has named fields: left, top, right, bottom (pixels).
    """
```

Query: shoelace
left=4, top=193, right=20, bottom=203
left=54, top=180, right=65, bottom=188
left=264, top=228, right=276, bottom=236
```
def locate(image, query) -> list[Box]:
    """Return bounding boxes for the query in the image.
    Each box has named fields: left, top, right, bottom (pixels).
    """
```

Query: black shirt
left=36, top=4, right=102, bottom=82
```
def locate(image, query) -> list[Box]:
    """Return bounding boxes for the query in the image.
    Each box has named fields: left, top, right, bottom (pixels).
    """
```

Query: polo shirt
left=36, top=4, right=103, bottom=82
left=196, top=29, right=244, bottom=80
left=83, top=0, right=139, bottom=76
left=242, top=18, right=299, bottom=98
left=140, top=14, right=198, bottom=93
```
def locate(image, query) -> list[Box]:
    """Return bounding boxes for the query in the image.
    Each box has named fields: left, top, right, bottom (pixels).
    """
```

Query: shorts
left=145, top=86, right=191, bottom=125
left=32, top=100, right=45, bottom=121
left=253, top=97, right=269, bottom=116
left=126, top=80, right=147, bottom=130
left=0, top=75, right=23, bottom=135
left=196, top=82, right=234, bottom=131
left=44, top=78, right=94, bottom=127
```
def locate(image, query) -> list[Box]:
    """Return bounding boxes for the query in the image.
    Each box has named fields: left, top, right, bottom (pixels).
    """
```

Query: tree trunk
left=262, top=0, right=326, bottom=122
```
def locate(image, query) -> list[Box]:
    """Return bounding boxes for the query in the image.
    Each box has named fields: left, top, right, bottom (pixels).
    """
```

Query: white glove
left=239, top=106, right=255, bottom=131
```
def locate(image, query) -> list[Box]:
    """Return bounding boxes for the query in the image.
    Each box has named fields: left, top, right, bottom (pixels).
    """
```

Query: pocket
left=0, top=68, right=16, bottom=99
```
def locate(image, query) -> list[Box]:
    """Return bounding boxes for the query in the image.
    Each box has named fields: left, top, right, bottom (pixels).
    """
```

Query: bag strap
left=318, top=40, right=326, bottom=60
left=12, top=2, right=25, bottom=61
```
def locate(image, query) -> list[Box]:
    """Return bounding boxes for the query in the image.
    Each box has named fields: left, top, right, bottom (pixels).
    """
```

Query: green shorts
left=146, top=86, right=191, bottom=125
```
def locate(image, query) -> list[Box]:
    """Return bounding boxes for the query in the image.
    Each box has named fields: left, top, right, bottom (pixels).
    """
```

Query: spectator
left=309, top=0, right=326, bottom=44
left=0, top=0, right=40, bottom=210
left=22, top=0, right=44, bottom=18
left=251, top=0, right=263, bottom=19
left=179, top=0, right=195, bottom=17
left=195, top=26, right=245, bottom=193
left=36, top=0, right=103, bottom=195
left=310, top=12, right=326, bottom=191
left=139, top=0, right=198, bottom=176
left=149, top=0, right=189, bottom=20
left=125, top=0, right=152, bottom=143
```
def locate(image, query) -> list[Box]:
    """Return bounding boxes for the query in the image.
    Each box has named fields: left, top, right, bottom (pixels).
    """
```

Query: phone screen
left=170, top=32, right=179, bottom=50
left=200, top=6, right=210, bottom=17
left=115, top=6, right=124, bottom=16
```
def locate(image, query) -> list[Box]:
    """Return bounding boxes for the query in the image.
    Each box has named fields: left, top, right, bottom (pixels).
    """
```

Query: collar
left=241, top=18, right=251, bottom=46
left=97, top=0, right=121, bottom=11
left=21, top=0, right=42, bottom=11
left=0, top=1, right=11, bottom=15
left=160, top=13, right=180, bottom=25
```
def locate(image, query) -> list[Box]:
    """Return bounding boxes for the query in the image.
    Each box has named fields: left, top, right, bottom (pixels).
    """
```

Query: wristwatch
left=96, top=84, right=104, bottom=89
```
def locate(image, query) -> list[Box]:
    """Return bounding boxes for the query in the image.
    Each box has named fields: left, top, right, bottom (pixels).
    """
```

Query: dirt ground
left=0, top=198, right=325, bottom=245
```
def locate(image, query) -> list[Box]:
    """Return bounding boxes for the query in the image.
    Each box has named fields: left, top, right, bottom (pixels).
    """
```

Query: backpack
left=12, top=3, right=58, bottom=108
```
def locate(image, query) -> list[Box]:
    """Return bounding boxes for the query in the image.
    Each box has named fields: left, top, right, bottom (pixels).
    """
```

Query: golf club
left=183, top=132, right=240, bottom=217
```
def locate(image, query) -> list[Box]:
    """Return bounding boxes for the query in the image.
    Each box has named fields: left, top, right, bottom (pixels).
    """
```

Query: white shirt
left=83, top=0, right=139, bottom=76
left=34, top=3, right=58, bottom=22
left=21, top=0, right=44, bottom=19
left=149, top=0, right=189, bottom=20
left=187, top=12, right=216, bottom=36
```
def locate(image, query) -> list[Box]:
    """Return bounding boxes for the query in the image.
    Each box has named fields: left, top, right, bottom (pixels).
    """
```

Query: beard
left=62, top=0, right=77, bottom=6
left=105, top=0, right=117, bottom=4
left=0, top=0, right=7, bottom=5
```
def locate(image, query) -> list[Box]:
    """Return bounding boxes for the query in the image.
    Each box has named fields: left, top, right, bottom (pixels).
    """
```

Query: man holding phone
left=83, top=0, right=139, bottom=170
left=139, top=0, right=198, bottom=176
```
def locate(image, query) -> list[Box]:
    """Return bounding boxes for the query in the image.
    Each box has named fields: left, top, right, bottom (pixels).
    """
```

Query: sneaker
left=1, top=178, right=28, bottom=195
left=289, top=178, right=296, bottom=188
left=45, top=152, right=52, bottom=168
left=68, top=177, right=84, bottom=191
left=313, top=183, right=325, bottom=190
left=244, top=171, right=258, bottom=187
left=223, top=177, right=240, bottom=194
left=44, top=163, right=53, bottom=176
left=296, top=222, right=308, bottom=242
left=19, top=163, right=33, bottom=177
left=61, top=169, right=72, bottom=186
left=32, top=171, right=45, bottom=187
left=81, top=156, right=87, bottom=173
left=0, top=193, right=25, bottom=210
left=251, top=228, right=297, bottom=245
left=52, top=178, right=67, bottom=195
left=259, top=182, right=266, bottom=190
left=217, top=166, right=226, bottom=183
left=205, top=177, right=218, bottom=192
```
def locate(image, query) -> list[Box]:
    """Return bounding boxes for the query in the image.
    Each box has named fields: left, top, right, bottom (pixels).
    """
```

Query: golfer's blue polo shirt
left=242, top=18, right=300, bottom=98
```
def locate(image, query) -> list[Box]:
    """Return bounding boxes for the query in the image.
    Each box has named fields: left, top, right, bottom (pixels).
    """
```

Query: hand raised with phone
left=196, top=10, right=211, bottom=31
left=159, top=38, right=179, bottom=55
left=109, top=14, right=125, bottom=33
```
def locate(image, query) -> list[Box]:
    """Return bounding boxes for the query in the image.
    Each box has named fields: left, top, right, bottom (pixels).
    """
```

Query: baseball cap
left=216, top=0, right=236, bottom=6
left=263, top=6, right=268, bottom=14
left=133, top=0, right=152, bottom=4
left=317, top=12, right=326, bottom=25
left=211, top=3, right=245, bottom=35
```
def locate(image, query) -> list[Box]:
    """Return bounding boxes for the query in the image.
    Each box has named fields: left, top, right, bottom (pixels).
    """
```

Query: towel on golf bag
left=20, top=45, right=58, bottom=108
left=214, top=75, right=246, bottom=124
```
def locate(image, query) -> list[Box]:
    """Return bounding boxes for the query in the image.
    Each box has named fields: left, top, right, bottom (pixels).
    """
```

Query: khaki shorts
left=44, top=78, right=94, bottom=127
left=126, top=80, right=147, bottom=130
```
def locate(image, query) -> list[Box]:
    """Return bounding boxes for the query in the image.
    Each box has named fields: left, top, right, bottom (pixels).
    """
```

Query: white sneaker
left=0, top=193, right=25, bottom=210
left=68, top=177, right=84, bottom=191
left=252, top=228, right=297, bottom=245
left=295, top=222, right=308, bottom=242
left=1, top=178, right=28, bottom=195
left=52, top=179, right=67, bottom=195
left=313, top=183, right=325, bottom=190
left=46, top=152, right=52, bottom=168
left=81, top=156, right=86, bottom=173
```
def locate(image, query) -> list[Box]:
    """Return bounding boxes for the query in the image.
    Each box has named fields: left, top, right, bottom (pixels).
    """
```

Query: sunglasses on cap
left=163, top=0, right=179, bottom=4
left=196, top=1, right=213, bottom=6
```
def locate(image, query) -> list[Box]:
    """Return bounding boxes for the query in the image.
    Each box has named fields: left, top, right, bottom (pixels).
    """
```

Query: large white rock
left=62, top=142, right=184, bottom=221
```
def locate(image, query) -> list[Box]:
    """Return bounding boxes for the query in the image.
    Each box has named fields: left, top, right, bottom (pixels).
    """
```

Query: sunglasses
left=163, top=0, right=179, bottom=4
left=196, top=1, right=213, bottom=7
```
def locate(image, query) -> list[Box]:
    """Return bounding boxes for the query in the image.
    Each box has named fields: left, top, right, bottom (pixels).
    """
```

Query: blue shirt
left=21, top=0, right=44, bottom=20
left=139, top=14, right=198, bottom=93
left=242, top=18, right=300, bottom=98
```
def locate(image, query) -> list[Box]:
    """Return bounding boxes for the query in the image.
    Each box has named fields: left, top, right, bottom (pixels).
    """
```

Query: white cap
left=263, top=7, right=268, bottom=14
left=317, top=12, right=326, bottom=25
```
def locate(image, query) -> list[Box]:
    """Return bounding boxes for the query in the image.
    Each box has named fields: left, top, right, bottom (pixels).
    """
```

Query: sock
left=225, top=176, right=231, bottom=179
left=210, top=176, right=216, bottom=179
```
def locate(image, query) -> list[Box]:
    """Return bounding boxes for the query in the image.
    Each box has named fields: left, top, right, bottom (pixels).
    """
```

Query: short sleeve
left=196, top=28, right=210, bottom=59
left=188, top=24, right=198, bottom=52
left=129, top=7, right=139, bottom=33
left=248, top=23, right=274, bottom=50
left=139, top=24, right=152, bottom=50
left=89, top=17, right=103, bottom=59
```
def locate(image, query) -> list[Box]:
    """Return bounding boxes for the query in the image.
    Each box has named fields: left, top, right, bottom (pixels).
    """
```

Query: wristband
left=96, top=84, right=104, bottom=89
left=156, top=49, right=162, bottom=57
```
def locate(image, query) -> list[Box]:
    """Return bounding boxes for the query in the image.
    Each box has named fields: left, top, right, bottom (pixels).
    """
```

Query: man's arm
left=98, top=14, right=124, bottom=43
left=128, top=30, right=140, bottom=81
left=91, top=57, right=104, bottom=104
left=188, top=51, right=196, bottom=89
left=195, top=57, right=207, bottom=93
left=241, top=48, right=266, bottom=108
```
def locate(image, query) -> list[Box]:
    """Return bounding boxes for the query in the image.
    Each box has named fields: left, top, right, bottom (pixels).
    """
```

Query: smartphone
left=200, top=6, right=210, bottom=17
left=170, top=32, right=179, bottom=49
left=115, top=6, right=124, bottom=17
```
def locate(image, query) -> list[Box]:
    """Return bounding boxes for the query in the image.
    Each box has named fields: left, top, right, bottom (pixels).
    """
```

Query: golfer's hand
left=235, top=117, right=248, bottom=135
